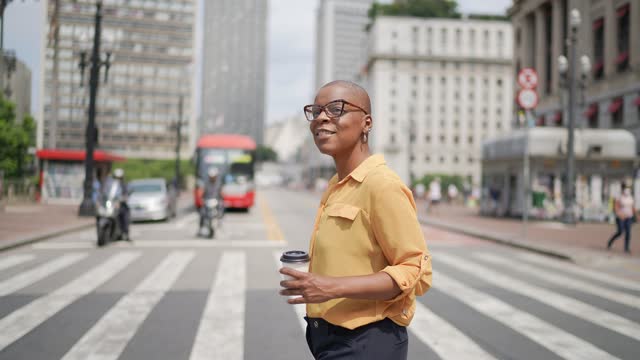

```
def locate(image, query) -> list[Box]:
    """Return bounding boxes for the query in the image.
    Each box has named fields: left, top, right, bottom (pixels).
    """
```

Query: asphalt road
left=0, top=188, right=639, bottom=359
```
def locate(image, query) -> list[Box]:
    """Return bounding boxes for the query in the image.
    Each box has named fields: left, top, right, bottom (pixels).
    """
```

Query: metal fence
left=0, top=175, right=37, bottom=203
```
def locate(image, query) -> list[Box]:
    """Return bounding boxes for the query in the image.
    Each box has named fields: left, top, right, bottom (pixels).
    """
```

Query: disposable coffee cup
left=280, top=250, right=310, bottom=281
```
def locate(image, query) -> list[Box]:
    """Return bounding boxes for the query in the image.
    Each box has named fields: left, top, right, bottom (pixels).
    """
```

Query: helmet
left=207, top=168, right=219, bottom=178
left=114, top=168, right=124, bottom=178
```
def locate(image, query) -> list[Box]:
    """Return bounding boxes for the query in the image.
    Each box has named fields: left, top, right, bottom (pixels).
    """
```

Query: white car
left=128, top=178, right=177, bottom=221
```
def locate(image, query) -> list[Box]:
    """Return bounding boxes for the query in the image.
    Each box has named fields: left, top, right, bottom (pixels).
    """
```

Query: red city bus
left=194, top=134, right=257, bottom=210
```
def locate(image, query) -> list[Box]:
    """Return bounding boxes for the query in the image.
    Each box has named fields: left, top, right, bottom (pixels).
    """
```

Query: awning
left=592, top=18, right=604, bottom=30
left=583, top=103, right=598, bottom=118
left=634, top=96, right=640, bottom=107
left=617, top=3, right=629, bottom=17
left=36, top=149, right=125, bottom=162
left=616, top=51, right=629, bottom=65
left=592, top=61, right=604, bottom=73
left=553, top=111, right=563, bottom=123
left=608, top=98, right=623, bottom=114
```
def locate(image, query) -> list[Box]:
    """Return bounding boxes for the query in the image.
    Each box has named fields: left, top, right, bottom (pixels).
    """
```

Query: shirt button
left=424, top=255, right=429, bottom=260
left=313, top=320, right=319, bottom=328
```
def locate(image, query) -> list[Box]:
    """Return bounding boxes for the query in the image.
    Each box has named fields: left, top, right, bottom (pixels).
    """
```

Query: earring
left=362, top=130, right=369, bottom=143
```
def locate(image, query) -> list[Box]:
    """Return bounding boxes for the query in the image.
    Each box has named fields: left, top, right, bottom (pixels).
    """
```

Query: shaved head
left=319, top=80, right=371, bottom=114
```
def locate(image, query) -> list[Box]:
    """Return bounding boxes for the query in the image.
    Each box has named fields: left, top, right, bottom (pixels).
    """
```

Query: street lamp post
left=174, top=95, right=184, bottom=192
left=557, top=8, right=582, bottom=225
left=78, top=0, right=112, bottom=216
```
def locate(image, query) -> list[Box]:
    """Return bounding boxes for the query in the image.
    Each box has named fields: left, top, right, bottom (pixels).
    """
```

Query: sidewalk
left=416, top=201, right=640, bottom=270
left=0, top=192, right=194, bottom=252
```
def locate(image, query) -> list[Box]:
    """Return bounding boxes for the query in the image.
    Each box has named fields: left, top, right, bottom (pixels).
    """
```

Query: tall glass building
left=38, top=0, right=196, bottom=159
left=200, top=0, right=268, bottom=144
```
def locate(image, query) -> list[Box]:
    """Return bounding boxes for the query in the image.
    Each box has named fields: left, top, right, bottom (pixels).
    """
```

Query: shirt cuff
left=380, top=252, right=431, bottom=303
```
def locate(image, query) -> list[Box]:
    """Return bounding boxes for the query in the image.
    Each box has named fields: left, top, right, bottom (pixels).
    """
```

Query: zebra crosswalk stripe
left=0, top=253, right=87, bottom=296
left=517, top=252, right=640, bottom=291
left=434, top=271, right=619, bottom=360
left=411, top=300, right=498, bottom=360
left=272, top=251, right=307, bottom=331
left=190, top=251, right=246, bottom=360
left=60, top=251, right=195, bottom=360
left=0, top=251, right=141, bottom=351
left=474, top=252, right=640, bottom=310
left=0, top=254, right=35, bottom=272
left=438, top=253, right=640, bottom=342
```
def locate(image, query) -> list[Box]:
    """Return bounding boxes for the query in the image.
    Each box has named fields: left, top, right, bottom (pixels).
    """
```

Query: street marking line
left=272, top=251, right=306, bottom=332
left=411, top=300, right=497, bottom=360
left=0, top=251, right=141, bottom=351
left=475, top=253, right=640, bottom=310
left=0, top=254, right=35, bottom=272
left=174, top=212, right=200, bottom=229
left=61, top=251, right=194, bottom=360
left=434, top=271, right=619, bottom=360
left=0, top=253, right=87, bottom=296
left=257, top=193, right=285, bottom=242
left=438, top=253, right=640, bottom=342
left=32, top=242, right=95, bottom=249
left=31, top=240, right=287, bottom=249
left=190, top=251, right=245, bottom=360
left=517, top=253, right=640, bottom=291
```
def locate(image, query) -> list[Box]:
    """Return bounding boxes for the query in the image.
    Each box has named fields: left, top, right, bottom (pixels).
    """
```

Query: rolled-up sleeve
left=371, top=177, right=432, bottom=301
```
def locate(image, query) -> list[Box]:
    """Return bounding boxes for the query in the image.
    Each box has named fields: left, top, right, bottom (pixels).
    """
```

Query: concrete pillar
left=551, top=0, right=564, bottom=94
left=603, top=0, right=616, bottom=77
left=630, top=1, right=640, bottom=68
left=534, top=7, right=547, bottom=94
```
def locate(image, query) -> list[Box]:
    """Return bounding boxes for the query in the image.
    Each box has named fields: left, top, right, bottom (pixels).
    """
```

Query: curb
left=419, top=217, right=574, bottom=262
left=0, top=222, right=94, bottom=253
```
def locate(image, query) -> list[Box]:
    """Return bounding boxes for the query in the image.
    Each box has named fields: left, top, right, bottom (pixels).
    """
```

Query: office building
left=367, top=16, right=514, bottom=185
left=200, top=0, right=268, bottom=144
left=1, top=51, right=31, bottom=124
left=39, top=0, right=196, bottom=159
left=315, top=0, right=374, bottom=89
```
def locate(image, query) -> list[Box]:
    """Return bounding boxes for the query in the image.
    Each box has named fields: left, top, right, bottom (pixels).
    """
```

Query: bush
left=413, top=173, right=466, bottom=196
left=114, top=159, right=192, bottom=184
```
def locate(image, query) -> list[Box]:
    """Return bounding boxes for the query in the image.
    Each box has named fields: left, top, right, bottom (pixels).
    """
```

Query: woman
left=279, top=80, right=432, bottom=359
left=607, top=184, right=637, bottom=254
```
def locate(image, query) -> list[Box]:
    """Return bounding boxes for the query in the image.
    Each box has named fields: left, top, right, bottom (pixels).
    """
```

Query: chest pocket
left=326, top=203, right=361, bottom=225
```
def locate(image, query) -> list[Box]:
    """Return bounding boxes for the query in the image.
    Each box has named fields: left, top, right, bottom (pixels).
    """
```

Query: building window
left=412, top=90, right=417, bottom=98
left=609, top=98, right=624, bottom=128
left=391, top=104, right=396, bottom=112
left=391, top=89, right=396, bottom=97
left=425, top=135, right=431, bottom=142
left=426, top=76, right=432, bottom=84
left=441, top=76, right=446, bottom=85
left=592, top=17, right=604, bottom=79
left=425, top=155, right=430, bottom=163
left=453, top=135, right=459, bottom=144
left=584, top=103, right=599, bottom=128
left=497, top=78, right=503, bottom=87
left=412, top=76, right=417, bottom=84
left=390, top=133, right=396, bottom=143
left=616, top=3, right=630, bottom=72
left=440, top=156, right=445, bottom=164
left=455, top=28, right=462, bottom=48
left=468, top=136, right=473, bottom=144
left=453, top=156, right=459, bottom=164
left=440, top=135, right=445, bottom=143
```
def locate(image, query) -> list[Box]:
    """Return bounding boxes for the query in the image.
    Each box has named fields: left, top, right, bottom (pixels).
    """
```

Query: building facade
left=0, top=51, right=31, bottom=124
left=39, top=0, right=196, bottom=159
left=367, top=17, right=514, bottom=185
left=200, top=0, right=267, bottom=144
left=315, top=0, right=374, bottom=89
left=510, top=0, right=640, bottom=155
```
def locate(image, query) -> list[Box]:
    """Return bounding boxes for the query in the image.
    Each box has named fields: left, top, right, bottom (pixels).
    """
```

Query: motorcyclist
left=199, top=168, right=223, bottom=230
left=103, top=168, right=131, bottom=241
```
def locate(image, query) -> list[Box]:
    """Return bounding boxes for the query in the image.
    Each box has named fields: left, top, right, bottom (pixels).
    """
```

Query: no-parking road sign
left=517, top=68, right=538, bottom=89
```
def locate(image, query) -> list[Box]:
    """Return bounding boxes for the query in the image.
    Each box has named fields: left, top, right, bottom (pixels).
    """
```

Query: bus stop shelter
left=36, top=149, right=125, bottom=204
left=480, top=128, right=638, bottom=221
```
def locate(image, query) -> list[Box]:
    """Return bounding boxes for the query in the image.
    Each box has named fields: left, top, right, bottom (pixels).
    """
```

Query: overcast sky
left=5, top=0, right=511, bottom=124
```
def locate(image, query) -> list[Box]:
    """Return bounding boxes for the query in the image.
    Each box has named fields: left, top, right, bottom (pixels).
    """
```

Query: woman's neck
left=334, top=146, right=371, bottom=181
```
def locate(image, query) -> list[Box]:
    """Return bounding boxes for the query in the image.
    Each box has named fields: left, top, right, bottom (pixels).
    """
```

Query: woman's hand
left=279, top=267, right=340, bottom=305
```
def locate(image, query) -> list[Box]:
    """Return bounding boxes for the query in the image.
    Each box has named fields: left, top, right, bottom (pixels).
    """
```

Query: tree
left=255, top=145, right=278, bottom=163
left=368, top=0, right=461, bottom=21
left=0, top=96, right=36, bottom=178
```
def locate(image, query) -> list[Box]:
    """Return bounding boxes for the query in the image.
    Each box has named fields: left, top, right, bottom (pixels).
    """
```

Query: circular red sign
left=517, top=89, right=538, bottom=109
left=518, top=68, right=539, bottom=89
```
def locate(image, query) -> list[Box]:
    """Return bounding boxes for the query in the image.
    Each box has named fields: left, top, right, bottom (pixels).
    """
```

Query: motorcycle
left=198, top=197, right=223, bottom=239
left=96, top=181, right=128, bottom=247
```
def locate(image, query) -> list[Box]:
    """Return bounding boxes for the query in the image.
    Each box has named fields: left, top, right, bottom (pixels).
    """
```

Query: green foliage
left=468, top=13, right=509, bottom=21
left=413, top=173, right=466, bottom=195
left=368, top=0, right=461, bottom=20
left=255, top=145, right=278, bottom=162
left=115, top=158, right=192, bottom=184
left=0, top=96, right=36, bottom=178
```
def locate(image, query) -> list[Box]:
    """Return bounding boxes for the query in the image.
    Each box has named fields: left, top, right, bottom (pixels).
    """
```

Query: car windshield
left=129, top=184, right=163, bottom=193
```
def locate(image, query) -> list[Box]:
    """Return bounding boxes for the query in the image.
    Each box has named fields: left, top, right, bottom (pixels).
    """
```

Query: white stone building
left=315, top=0, right=374, bottom=89
left=366, top=16, right=514, bottom=185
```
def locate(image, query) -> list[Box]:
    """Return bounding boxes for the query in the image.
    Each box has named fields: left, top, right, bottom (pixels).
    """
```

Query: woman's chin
left=315, top=142, right=337, bottom=156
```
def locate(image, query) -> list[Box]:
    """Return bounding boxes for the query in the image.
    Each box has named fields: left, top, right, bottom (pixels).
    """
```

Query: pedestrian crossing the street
left=1, top=247, right=639, bottom=360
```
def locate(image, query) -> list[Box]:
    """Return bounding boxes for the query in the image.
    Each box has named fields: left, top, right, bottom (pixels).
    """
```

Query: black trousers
left=305, top=317, right=408, bottom=360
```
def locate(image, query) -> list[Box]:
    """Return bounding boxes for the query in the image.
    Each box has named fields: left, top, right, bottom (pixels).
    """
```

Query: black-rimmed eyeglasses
left=303, top=99, right=368, bottom=122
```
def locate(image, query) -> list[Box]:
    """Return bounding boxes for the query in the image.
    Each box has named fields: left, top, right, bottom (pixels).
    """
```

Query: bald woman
left=279, top=80, right=432, bottom=359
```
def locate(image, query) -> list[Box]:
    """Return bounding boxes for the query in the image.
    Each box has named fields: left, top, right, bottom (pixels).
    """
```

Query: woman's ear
left=363, top=114, right=373, bottom=132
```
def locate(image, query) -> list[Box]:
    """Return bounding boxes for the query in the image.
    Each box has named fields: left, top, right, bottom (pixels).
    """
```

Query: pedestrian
left=279, top=80, right=432, bottom=360
left=447, top=183, right=458, bottom=204
left=607, top=184, right=638, bottom=254
left=414, top=182, right=426, bottom=201
left=428, top=178, right=442, bottom=213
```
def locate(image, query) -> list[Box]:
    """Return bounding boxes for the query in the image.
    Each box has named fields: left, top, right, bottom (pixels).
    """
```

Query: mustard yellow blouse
left=307, top=154, right=432, bottom=330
